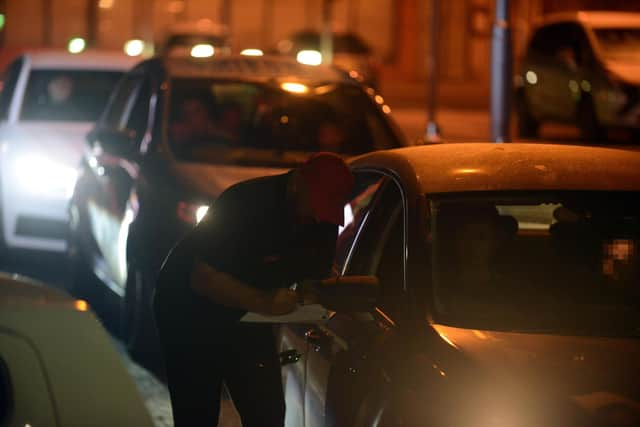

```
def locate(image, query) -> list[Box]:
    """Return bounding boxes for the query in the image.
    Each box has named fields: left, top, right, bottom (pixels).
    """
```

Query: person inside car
left=169, top=92, right=219, bottom=149
left=153, top=153, right=354, bottom=426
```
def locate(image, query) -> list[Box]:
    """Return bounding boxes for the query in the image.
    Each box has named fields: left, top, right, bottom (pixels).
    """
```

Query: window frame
left=0, top=57, right=24, bottom=122
left=341, top=168, right=409, bottom=321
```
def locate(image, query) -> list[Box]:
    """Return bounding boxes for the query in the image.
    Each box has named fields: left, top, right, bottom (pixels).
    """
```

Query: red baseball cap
left=300, top=152, right=354, bottom=225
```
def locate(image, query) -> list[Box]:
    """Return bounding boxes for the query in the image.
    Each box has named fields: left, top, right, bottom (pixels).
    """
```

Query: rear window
left=20, top=69, right=123, bottom=122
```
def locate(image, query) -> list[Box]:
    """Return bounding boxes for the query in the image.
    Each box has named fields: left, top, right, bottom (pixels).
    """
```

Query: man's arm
left=190, top=259, right=297, bottom=315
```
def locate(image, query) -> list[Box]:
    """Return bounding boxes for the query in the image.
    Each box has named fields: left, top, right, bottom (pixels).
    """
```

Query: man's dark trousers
left=154, top=296, right=285, bottom=426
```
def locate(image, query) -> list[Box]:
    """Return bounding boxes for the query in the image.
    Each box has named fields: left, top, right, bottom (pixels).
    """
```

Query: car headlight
left=14, top=155, right=78, bottom=198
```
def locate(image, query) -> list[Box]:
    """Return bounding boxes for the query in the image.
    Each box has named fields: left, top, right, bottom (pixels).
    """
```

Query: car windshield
left=430, top=192, right=640, bottom=337
left=594, top=28, right=640, bottom=63
left=166, top=78, right=398, bottom=166
left=20, top=69, right=123, bottom=122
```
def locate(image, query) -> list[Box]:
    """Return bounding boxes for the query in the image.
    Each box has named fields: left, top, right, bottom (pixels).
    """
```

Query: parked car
left=515, top=11, right=640, bottom=141
left=0, top=50, right=137, bottom=254
left=159, top=20, right=231, bottom=58
left=279, top=143, right=640, bottom=427
left=274, top=30, right=381, bottom=88
left=0, top=272, right=154, bottom=426
left=67, top=54, right=404, bottom=362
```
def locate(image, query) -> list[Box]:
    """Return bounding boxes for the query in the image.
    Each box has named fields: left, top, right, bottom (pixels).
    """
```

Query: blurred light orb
left=0, top=14, right=5, bottom=31
left=281, top=82, right=309, bottom=94
left=568, top=79, right=579, bottom=93
left=296, top=50, right=322, bottom=66
left=124, top=39, right=145, bottom=57
left=525, top=70, right=537, bottom=85
left=68, top=38, right=86, bottom=54
left=167, top=0, right=185, bottom=13
left=191, top=44, right=215, bottom=58
left=195, top=206, right=209, bottom=223
left=241, top=48, right=264, bottom=56
left=98, top=0, right=114, bottom=9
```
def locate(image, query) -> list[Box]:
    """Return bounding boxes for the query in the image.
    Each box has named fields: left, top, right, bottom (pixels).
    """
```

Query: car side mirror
left=90, top=128, right=138, bottom=159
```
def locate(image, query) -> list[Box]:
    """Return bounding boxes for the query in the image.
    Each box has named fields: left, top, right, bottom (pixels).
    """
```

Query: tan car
left=0, top=272, right=153, bottom=426
left=279, top=143, right=640, bottom=427
left=516, top=11, right=640, bottom=142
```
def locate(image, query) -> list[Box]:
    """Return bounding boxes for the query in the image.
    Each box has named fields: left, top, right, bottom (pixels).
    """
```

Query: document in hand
left=240, top=304, right=331, bottom=323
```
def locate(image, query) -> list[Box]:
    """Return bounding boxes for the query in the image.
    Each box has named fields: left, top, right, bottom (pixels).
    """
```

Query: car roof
left=23, top=49, right=138, bottom=71
left=540, top=11, right=640, bottom=29
left=164, top=54, right=352, bottom=83
left=351, top=143, right=640, bottom=194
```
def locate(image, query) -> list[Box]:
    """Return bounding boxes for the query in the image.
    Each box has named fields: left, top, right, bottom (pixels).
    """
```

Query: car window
left=594, top=27, right=640, bottom=63
left=0, top=58, right=23, bottom=121
left=430, top=192, right=640, bottom=337
left=102, top=74, right=143, bottom=130
left=334, top=171, right=385, bottom=274
left=529, top=23, right=588, bottom=69
left=123, top=77, right=152, bottom=144
left=166, top=78, right=400, bottom=166
left=20, top=69, right=123, bottom=122
left=343, top=178, right=406, bottom=321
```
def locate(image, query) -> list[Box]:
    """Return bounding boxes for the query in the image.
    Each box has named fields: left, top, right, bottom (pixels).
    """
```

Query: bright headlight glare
left=195, top=205, right=209, bottom=223
left=14, top=156, right=78, bottom=197
left=296, top=50, right=322, bottom=66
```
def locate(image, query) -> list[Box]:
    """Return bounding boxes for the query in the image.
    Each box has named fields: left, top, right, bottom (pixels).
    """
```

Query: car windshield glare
left=166, top=78, right=396, bottom=165
left=21, top=70, right=123, bottom=122
left=430, top=192, right=640, bottom=337
left=594, top=28, right=640, bottom=62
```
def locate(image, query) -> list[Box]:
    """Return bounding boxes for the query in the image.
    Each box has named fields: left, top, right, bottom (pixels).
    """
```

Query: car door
left=303, top=173, right=408, bottom=427
left=85, top=70, right=151, bottom=293
left=280, top=170, right=385, bottom=427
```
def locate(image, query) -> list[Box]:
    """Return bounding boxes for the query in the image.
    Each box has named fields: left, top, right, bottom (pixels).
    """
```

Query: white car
left=0, top=272, right=154, bottom=426
left=0, top=50, right=137, bottom=253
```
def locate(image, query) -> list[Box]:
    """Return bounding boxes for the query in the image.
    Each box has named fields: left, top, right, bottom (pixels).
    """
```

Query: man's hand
left=262, top=288, right=298, bottom=315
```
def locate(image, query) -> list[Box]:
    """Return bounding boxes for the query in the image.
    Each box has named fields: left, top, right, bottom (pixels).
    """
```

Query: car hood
left=168, top=162, right=289, bottom=199
left=431, top=323, right=640, bottom=426
left=0, top=272, right=74, bottom=307
left=0, top=121, right=90, bottom=167
left=604, top=60, right=640, bottom=86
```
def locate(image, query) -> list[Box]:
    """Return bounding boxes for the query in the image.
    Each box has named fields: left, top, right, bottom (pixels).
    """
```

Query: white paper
left=240, top=304, right=331, bottom=323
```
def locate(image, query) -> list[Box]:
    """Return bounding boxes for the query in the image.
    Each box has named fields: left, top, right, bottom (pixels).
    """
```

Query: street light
left=124, top=39, right=145, bottom=56
left=67, top=37, right=86, bottom=54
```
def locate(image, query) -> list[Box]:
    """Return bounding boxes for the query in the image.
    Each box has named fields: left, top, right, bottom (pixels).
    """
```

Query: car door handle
left=279, top=349, right=302, bottom=366
left=305, top=327, right=329, bottom=350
